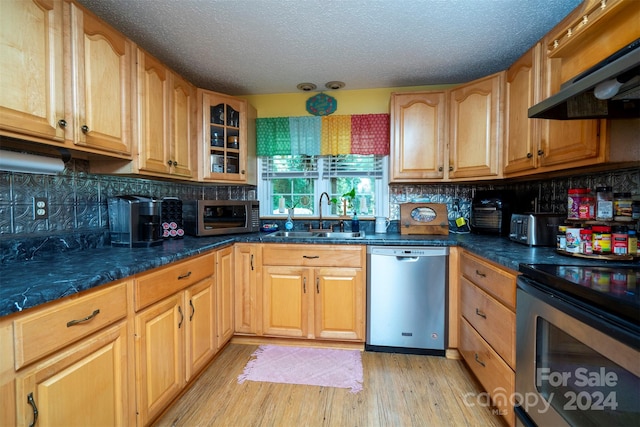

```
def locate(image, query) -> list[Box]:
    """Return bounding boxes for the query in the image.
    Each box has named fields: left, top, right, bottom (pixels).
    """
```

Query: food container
left=565, top=227, right=582, bottom=253
left=227, top=136, right=239, bottom=149
left=595, top=186, right=613, bottom=221
left=568, top=188, right=589, bottom=219
left=613, top=192, right=632, bottom=221
left=580, top=228, right=592, bottom=254
left=612, top=225, right=628, bottom=255
left=592, top=225, right=611, bottom=254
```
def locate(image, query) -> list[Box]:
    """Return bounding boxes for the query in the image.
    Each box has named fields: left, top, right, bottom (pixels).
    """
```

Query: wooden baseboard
left=231, top=335, right=365, bottom=351
left=445, top=348, right=461, bottom=359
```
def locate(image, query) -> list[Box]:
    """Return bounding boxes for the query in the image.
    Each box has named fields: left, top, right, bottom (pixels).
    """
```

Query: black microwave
left=182, top=200, right=260, bottom=236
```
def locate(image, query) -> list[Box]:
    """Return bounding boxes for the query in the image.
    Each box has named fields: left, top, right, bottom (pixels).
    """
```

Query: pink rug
left=237, top=345, right=363, bottom=393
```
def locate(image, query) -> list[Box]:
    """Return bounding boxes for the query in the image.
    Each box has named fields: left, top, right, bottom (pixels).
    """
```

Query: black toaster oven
left=470, top=190, right=515, bottom=235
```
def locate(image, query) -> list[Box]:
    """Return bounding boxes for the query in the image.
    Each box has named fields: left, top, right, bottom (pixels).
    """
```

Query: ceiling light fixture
left=297, top=83, right=317, bottom=92
left=325, top=81, right=345, bottom=90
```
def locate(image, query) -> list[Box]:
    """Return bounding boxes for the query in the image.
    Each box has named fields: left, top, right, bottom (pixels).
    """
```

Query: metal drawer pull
left=474, top=353, right=486, bottom=367
left=66, top=309, right=100, bottom=327
left=475, top=308, right=487, bottom=318
left=27, top=392, right=38, bottom=427
left=178, top=271, right=192, bottom=280
left=189, top=300, right=195, bottom=321
left=303, top=277, right=306, bottom=293
left=178, top=306, right=184, bottom=329
left=316, top=277, right=320, bottom=294
left=250, top=254, right=254, bottom=270
left=475, top=270, right=486, bottom=278
left=303, top=255, right=319, bottom=259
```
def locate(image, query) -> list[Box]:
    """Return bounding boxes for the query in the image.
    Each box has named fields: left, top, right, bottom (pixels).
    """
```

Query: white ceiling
left=76, top=0, right=582, bottom=95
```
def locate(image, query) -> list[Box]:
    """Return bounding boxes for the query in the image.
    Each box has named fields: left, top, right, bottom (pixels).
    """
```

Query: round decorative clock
left=306, top=93, right=337, bottom=116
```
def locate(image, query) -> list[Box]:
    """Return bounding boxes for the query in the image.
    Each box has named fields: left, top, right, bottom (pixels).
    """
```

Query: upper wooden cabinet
left=448, top=72, right=503, bottom=180
left=135, top=49, right=196, bottom=179
left=65, top=1, right=133, bottom=157
left=0, top=0, right=67, bottom=144
left=197, top=90, right=257, bottom=184
left=390, top=91, right=447, bottom=181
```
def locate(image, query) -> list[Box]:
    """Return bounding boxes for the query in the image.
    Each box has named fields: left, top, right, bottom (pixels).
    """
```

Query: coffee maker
left=108, top=195, right=163, bottom=247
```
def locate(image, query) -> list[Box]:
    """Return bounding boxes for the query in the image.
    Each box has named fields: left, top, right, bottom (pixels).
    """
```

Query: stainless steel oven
left=515, top=264, right=640, bottom=427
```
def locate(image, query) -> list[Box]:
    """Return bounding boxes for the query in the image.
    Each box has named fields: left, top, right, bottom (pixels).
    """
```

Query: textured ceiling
left=76, top=0, right=582, bottom=95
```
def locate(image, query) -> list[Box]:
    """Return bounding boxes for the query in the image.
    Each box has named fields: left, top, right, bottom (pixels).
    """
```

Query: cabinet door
left=503, top=45, right=540, bottom=175
left=449, top=72, right=503, bottom=179
left=262, top=266, right=309, bottom=338
left=185, top=278, right=216, bottom=381
left=216, top=246, right=234, bottom=349
left=234, top=243, right=261, bottom=335
left=135, top=293, right=185, bottom=426
left=0, top=0, right=66, bottom=143
left=137, top=49, right=170, bottom=174
left=16, top=322, right=128, bottom=427
left=314, top=267, right=365, bottom=341
left=390, top=92, right=446, bottom=181
left=200, top=90, right=248, bottom=182
left=67, top=2, right=132, bottom=156
left=170, top=72, right=196, bottom=178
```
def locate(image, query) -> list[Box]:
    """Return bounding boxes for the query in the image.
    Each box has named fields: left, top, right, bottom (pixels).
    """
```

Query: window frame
left=258, top=155, right=389, bottom=218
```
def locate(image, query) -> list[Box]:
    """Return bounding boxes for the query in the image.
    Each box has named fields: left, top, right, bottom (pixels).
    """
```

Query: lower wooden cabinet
left=458, top=251, right=517, bottom=427
left=216, top=246, right=234, bottom=350
left=15, top=321, right=129, bottom=427
left=133, top=252, right=216, bottom=426
left=262, top=244, right=365, bottom=342
left=233, top=243, right=262, bottom=335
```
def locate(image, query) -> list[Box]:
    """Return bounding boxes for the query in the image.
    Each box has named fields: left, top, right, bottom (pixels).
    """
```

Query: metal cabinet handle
left=66, top=309, right=100, bottom=327
left=27, top=392, right=38, bottom=427
left=475, top=308, right=487, bottom=319
left=474, top=353, right=486, bottom=367
left=526, top=152, right=533, bottom=158
left=178, top=306, right=184, bottom=329
left=537, top=149, right=544, bottom=156
left=189, top=299, right=195, bottom=321
left=475, top=270, right=486, bottom=278
left=178, top=271, right=192, bottom=280
left=81, top=125, right=89, bottom=133
left=316, top=277, right=320, bottom=294
left=57, top=119, right=67, bottom=128
left=438, top=166, right=443, bottom=172
left=303, top=255, right=319, bottom=259
left=250, top=254, right=254, bottom=271
left=167, top=160, right=174, bottom=166
left=173, top=161, right=178, bottom=166
left=449, top=166, right=453, bottom=171
left=303, top=277, right=306, bottom=293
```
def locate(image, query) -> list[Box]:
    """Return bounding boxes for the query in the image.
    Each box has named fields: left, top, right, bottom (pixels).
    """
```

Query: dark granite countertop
left=2, top=231, right=635, bottom=318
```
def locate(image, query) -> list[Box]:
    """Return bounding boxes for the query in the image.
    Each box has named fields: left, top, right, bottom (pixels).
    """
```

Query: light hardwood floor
left=154, top=343, right=505, bottom=427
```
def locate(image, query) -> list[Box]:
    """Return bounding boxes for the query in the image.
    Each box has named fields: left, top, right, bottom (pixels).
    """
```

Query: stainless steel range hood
left=529, top=38, right=640, bottom=120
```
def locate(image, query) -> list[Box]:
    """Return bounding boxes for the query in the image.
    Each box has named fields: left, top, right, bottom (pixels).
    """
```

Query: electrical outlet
left=33, top=197, right=48, bottom=220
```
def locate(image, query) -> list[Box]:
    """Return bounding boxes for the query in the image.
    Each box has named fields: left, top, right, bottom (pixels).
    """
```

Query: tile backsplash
left=1, top=154, right=637, bottom=237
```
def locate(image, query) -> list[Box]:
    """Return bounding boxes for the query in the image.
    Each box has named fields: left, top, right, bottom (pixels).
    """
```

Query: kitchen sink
left=263, top=231, right=366, bottom=239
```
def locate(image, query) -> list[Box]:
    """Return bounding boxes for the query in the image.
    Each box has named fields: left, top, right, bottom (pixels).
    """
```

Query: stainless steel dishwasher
left=366, top=246, right=448, bottom=355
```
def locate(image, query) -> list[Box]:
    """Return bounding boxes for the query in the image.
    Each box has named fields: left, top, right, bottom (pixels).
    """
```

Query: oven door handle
left=514, top=404, right=537, bottom=427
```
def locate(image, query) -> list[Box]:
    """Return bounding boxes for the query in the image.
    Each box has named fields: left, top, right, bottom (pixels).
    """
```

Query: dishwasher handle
left=395, top=256, right=420, bottom=262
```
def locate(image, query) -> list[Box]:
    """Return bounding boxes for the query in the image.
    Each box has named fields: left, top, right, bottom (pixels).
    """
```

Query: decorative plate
left=306, top=93, right=337, bottom=116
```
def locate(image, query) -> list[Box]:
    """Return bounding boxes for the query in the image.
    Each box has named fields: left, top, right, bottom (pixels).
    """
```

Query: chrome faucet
left=318, top=192, right=331, bottom=230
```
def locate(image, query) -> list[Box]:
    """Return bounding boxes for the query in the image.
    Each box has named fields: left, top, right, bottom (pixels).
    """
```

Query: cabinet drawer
left=13, top=281, right=128, bottom=370
left=460, top=317, right=514, bottom=423
left=460, top=277, right=515, bottom=369
left=460, top=252, right=517, bottom=309
left=262, top=244, right=364, bottom=268
left=135, top=252, right=215, bottom=311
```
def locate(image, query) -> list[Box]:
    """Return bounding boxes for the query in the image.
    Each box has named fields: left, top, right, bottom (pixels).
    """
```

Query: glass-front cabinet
left=198, top=90, right=256, bottom=183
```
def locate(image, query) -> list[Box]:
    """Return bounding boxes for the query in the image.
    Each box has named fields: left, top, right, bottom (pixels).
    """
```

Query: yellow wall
left=241, top=85, right=455, bottom=118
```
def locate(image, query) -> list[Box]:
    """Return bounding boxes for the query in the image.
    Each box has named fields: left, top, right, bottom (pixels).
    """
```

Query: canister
left=612, top=226, right=628, bottom=255
left=580, top=228, right=592, bottom=254
left=565, top=227, right=582, bottom=253
left=568, top=188, right=589, bottom=219
left=579, top=193, right=595, bottom=219
left=592, top=225, right=611, bottom=254
left=595, top=186, right=613, bottom=221
left=628, top=230, right=637, bottom=255
left=613, top=192, right=632, bottom=221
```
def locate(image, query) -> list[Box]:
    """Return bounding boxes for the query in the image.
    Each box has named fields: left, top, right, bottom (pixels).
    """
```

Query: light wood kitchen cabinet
left=197, top=89, right=257, bottom=184
left=65, top=1, right=133, bottom=157
left=216, top=246, right=234, bottom=350
left=390, top=91, right=447, bottom=181
left=134, top=252, right=216, bottom=426
left=448, top=72, right=503, bottom=180
left=262, top=244, right=365, bottom=342
left=458, top=251, right=517, bottom=427
left=234, top=243, right=262, bottom=335
left=9, top=280, right=132, bottom=427
left=0, top=0, right=67, bottom=144
left=134, top=49, right=196, bottom=179
left=503, top=44, right=541, bottom=175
